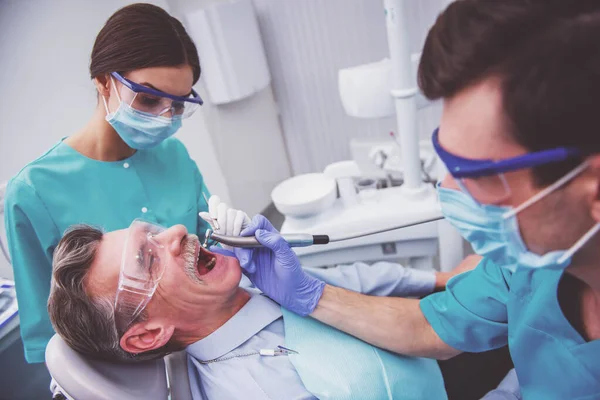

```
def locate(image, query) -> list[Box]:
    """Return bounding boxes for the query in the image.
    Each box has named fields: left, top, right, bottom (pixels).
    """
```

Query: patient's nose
left=157, top=225, right=188, bottom=256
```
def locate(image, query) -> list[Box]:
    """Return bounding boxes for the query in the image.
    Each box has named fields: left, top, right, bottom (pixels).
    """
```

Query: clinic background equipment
left=279, top=0, right=465, bottom=271
left=0, top=181, right=10, bottom=264
left=0, top=280, right=18, bottom=331
left=275, top=151, right=462, bottom=270
left=184, top=0, right=271, bottom=105
left=279, top=176, right=453, bottom=270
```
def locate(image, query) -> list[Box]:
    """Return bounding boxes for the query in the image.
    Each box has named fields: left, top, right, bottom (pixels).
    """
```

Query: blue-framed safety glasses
left=111, top=72, right=203, bottom=119
left=432, top=128, right=582, bottom=204
left=114, top=219, right=168, bottom=334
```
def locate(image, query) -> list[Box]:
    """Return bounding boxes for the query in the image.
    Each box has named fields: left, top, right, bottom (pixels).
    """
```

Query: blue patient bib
left=282, top=308, right=448, bottom=400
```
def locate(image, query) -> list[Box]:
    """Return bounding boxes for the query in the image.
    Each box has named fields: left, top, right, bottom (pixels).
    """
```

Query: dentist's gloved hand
left=212, top=215, right=326, bottom=316
left=199, top=195, right=251, bottom=251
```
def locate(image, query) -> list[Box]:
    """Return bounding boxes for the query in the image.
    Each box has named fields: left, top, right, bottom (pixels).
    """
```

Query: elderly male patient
left=47, top=219, right=469, bottom=399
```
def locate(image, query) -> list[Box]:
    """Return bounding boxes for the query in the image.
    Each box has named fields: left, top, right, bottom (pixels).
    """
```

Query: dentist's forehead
left=439, top=78, right=527, bottom=161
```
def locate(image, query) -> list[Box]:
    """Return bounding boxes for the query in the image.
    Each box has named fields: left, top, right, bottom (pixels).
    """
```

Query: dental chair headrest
left=45, top=334, right=169, bottom=400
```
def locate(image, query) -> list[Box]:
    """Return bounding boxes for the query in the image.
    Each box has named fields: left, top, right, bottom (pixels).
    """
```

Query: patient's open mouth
left=196, top=245, right=217, bottom=276
left=183, top=235, right=218, bottom=282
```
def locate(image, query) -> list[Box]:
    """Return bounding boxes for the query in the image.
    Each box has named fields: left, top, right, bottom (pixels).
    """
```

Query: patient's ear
left=120, top=322, right=175, bottom=354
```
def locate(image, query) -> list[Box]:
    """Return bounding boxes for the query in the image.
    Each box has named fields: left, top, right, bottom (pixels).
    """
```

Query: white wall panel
left=169, top=0, right=292, bottom=214
left=252, top=0, right=450, bottom=174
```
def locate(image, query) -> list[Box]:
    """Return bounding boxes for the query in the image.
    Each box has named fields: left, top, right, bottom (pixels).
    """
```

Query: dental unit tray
left=279, top=184, right=464, bottom=270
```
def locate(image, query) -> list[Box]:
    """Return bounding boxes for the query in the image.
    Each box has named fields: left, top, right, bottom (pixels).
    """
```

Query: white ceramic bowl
left=271, top=173, right=337, bottom=218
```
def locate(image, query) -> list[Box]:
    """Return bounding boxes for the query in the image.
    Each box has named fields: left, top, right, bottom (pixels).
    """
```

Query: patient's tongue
left=197, top=260, right=210, bottom=276
left=197, top=249, right=216, bottom=276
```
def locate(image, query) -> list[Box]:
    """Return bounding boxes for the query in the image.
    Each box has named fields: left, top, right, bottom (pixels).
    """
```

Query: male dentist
left=221, top=1, right=600, bottom=399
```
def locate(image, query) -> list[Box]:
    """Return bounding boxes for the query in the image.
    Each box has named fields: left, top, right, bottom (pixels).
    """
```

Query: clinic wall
left=252, top=0, right=450, bottom=174
left=0, top=0, right=231, bottom=278
left=166, top=0, right=292, bottom=216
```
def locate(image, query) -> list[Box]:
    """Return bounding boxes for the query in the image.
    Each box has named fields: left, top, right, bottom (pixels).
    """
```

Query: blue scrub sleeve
left=419, top=257, right=511, bottom=353
left=4, top=179, right=61, bottom=363
left=306, top=261, right=436, bottom=297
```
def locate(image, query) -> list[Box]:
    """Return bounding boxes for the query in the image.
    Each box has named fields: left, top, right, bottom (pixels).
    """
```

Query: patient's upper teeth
left=206, top=257, right=216, bottom=271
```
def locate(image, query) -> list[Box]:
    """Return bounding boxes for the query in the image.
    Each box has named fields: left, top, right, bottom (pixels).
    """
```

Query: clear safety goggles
left=432, top=128, right=583, bottom=204
left=111, top=72, right=203, bottom=119
left=114, top=219, right=168, bottom=335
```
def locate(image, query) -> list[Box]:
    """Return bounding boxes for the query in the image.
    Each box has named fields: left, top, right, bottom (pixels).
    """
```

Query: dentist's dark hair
left=90, top=3, right=201, bottom=83
left=419, top=0, right=600, bottom=185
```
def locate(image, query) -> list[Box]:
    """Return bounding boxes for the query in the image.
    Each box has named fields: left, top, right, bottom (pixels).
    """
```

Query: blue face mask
left=103, top=92, right=182, bottom=150
left=437, top=163, right=600, bottom=272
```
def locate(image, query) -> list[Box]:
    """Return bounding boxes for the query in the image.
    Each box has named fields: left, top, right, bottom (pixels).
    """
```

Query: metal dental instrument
left=201, top=192, right=220, bottom=231
left=205, top=215, right=444, bottom=249
left=203, top=229, right=213, bottom=248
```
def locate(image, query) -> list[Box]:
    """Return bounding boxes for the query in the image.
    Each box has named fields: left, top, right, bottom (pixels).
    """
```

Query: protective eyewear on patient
left=114, top=219, right=168, bottom=334
left=111, top=72, right=203, bottom=119
left=432, top=128, right=582, bottom=204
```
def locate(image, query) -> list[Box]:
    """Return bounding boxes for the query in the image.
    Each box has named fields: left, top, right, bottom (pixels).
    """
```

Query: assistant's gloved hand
left=211, top=215, right=325, bottom=316
left=199, top=195, right=251, bottom=251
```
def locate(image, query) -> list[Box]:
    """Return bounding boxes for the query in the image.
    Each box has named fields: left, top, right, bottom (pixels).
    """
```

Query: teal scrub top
left=4, top=137, right=210, bottom=363
left=420, top=257, right=600, bottom=399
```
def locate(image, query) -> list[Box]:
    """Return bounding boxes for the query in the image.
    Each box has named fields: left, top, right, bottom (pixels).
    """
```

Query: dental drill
left=204, top=215, right=444, bottom=249
left=204, top=229, right=330, bottom=248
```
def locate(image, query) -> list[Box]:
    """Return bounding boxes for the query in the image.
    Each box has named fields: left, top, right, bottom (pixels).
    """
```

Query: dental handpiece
left=206, top=230, right=330, bottom=249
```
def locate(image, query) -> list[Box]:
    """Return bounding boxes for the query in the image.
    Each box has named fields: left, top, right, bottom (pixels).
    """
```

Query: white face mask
left=438, top=162, right=600, bottom=272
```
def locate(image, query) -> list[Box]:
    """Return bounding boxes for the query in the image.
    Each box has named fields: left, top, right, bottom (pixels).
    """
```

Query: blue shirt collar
left=186, top=290, right=282, bottom=361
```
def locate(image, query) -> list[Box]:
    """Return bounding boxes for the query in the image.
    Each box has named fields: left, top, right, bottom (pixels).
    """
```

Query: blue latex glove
left=211, top=215, right=325, bottom=316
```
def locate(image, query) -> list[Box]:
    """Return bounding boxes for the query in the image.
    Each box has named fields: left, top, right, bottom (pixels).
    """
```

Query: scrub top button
left=141, top=207, right=148, bottom=213
left=123, top=162, right=130, bottom=169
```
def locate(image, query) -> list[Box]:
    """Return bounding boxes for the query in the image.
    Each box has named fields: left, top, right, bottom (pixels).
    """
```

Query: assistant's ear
left=588, top=155, right=600, bottom=222
left=119, top=322, right=175, bottom=355
left=93, top=74, right=111, bottom=98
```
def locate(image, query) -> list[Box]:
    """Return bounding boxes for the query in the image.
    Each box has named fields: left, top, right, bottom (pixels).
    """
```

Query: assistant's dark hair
left=90, top=3, right=201, bottom=83
left=418, top=0, right=600, bottom=185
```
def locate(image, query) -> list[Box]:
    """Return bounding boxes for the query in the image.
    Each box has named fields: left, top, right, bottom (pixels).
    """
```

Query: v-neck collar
left=186, top=291, right=282, bottom=361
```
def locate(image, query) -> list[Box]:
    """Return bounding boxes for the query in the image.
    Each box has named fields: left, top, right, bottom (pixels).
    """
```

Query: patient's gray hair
left=48, top=224, right=182, bottom=363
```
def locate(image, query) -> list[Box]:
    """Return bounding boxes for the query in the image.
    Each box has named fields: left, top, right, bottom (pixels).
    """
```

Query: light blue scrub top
left=420, top=257, right=600, bottom=400
left=4, top=137, right=210, bottom=363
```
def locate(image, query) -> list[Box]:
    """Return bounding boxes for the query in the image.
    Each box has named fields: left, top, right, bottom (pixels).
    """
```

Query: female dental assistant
left=4, top=4, right=211, bottom=363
